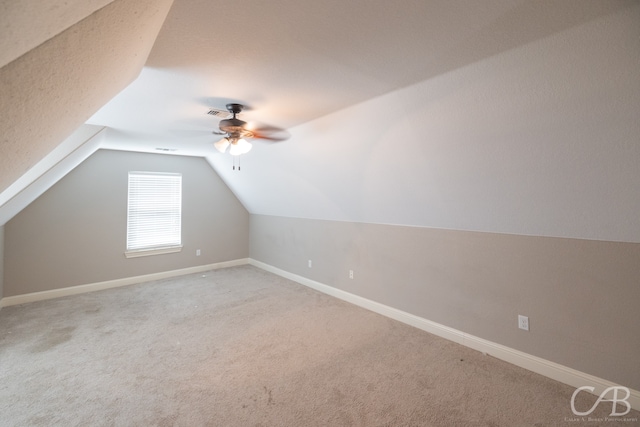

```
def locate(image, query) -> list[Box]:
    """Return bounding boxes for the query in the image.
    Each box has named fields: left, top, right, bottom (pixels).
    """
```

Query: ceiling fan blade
left=249, top=124, right=290, bottom=142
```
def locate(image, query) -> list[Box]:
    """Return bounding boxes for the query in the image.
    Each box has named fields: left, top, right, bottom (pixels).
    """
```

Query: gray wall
left=4, top=149, right=249, bottom=296
left=250, top=214, right=640, bottom=391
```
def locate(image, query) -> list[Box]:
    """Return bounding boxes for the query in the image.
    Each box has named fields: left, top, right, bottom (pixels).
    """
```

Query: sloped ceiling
left=88, top=0, right=633, bottom=136
left=0, top=0, right=116, bottom=68
left=2, top=0, right=639, bottom=242
left=0, top=0, right=173, bottom=195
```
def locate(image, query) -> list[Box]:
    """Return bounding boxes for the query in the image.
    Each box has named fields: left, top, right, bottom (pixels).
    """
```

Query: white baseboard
left=249, top=258, right=640, bottom=412
left=0, top=258, right=249, bottom=308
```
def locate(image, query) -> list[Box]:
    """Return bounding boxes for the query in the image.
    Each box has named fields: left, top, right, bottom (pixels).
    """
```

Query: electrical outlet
left=518, top=315, right=529, bottom=331
left=308, top=260, right=312, bottom=268
left=349, top=270, right=354, bottom=279
left=196, top=249, right=201, bottom=256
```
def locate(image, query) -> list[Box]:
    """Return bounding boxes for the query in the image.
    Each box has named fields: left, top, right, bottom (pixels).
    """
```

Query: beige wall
left=4, top=150, right=249, bottom=296
left=249, top=214, right=640, bottom=391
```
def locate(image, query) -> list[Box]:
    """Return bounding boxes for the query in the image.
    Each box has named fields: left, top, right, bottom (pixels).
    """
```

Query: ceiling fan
left=211, top=103, right=289, bottom=156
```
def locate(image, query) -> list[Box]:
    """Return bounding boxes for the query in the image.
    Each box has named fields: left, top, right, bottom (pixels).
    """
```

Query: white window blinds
left=126, top=172, right=182, bottom=253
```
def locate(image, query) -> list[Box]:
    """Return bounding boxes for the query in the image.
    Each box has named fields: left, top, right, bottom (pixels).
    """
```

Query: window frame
left=125, top=171, right=183, bottom=258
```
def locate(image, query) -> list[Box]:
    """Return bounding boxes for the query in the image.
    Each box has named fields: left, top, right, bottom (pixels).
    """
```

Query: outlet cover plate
left=518, top=315, right=529, bottom=331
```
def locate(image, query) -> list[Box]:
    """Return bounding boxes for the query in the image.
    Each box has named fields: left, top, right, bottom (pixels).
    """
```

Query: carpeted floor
left=0, top=265, right=637, bottom=426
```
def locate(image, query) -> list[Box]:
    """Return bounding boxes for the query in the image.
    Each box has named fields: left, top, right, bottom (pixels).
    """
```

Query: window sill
left=124, top=245, right=183, bottom=258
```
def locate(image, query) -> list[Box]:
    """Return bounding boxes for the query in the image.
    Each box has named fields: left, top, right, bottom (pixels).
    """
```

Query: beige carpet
left=0, top=265, right=637, bottom=426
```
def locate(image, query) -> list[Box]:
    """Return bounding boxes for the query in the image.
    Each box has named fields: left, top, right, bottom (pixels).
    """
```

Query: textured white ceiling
left=0, top=0, right=116, bottom=68
left=88, top=0, right=632, bottom=142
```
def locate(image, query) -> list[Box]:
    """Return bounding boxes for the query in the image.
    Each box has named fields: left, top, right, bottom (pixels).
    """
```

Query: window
left=125, top=172, right=182, bottom=258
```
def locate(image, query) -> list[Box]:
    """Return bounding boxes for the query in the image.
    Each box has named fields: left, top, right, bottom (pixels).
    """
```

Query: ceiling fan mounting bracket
left=226, top=103, right=244, bottom=115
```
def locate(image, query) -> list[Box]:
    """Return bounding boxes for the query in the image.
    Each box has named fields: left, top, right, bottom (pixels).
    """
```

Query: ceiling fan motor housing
left=219, top=104, right=254, bottom=139
left=219, top=118, right=252, bottom=139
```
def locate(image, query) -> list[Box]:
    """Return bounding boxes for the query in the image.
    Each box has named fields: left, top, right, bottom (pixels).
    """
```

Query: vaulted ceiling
left=87, top=0, right=634, bottom=150
left=1, top=0, right=639, bottom=242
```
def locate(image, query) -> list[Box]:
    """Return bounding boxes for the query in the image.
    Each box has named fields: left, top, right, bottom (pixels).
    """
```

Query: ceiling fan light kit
left=213, top=136, right=252, bottom=155
left=229, top=138, right=252, bottom=156
left=213, top=137, right=230, bottom=153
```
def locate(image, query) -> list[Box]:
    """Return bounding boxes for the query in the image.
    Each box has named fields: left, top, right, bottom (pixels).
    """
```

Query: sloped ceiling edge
left=0, top=125, right=106, bottom=226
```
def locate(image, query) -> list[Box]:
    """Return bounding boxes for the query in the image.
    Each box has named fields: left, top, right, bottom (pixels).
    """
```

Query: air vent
left=207, top=108, right=232, bottom=119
